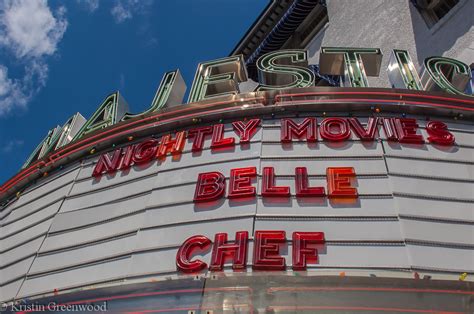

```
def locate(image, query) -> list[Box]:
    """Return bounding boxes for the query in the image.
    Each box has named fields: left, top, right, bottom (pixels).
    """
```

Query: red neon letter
left=232, top=119, right=260, bottom=144
left=132, top=139, right=158, bottom=164
left=252, top=230, right=286, bottom=270
left=211, top=124, right=235, bottom=148
left=228, top=167, right=257, bottom=199
left=261, top=167, right=290, bottom=197
left=281, top=118, right=317, bottom=142
left=320, top=118, right=351, bottom=141
left=292, top=232, right=325, bottom=270
left=426, top=121, right=455, bottom=145
left=382, top=118, right=399, bottom=141
left=188, top=126, right=213, bottom=152
left=209, top=231, right=248, bottom=271
left=157, top=131, right=186, bottom=158
left=194, top=172, right=226, bottom=203
left=176, top=235, right=211, bottom=273
left=394, top=118, right=424, bottom=144
left=295, top=167, right=325, bottom=197
left=326, top=167, right=358, bottom=198
left=348, top=117, right=378, bottom=141
left=118, top=145, right=135, bottom=170
left=92, top=149, right=122, bottom=177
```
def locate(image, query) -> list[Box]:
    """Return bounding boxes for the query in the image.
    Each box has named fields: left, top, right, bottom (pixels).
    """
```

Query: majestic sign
left=21, top=48, right=471, bottom=172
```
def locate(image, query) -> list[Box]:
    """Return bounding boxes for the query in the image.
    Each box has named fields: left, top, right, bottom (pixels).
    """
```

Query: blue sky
left=0, top=0, right=268, bottom=183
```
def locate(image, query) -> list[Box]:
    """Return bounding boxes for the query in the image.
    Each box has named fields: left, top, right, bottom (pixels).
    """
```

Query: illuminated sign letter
left=211, top=124, right=235, bottom=149
left=194, top=172, right=226, bottom=203
left=387, top=49, right=423, bottom=90
left=320, top=118, right=351, bottom=141
left=426, top=121, right=455, bottom=145
left=295, top=167, right=325, bottom=197
left=22, top=126, right=61, bottom=169
left=232, top=119, right=260, bottom=143
left=281, top=118, right=317, bottom=142
left=256, top=50, right=315, bottom=91
left=348, top=117, right=378, bottom=141
left=122, top=70, right=186, bottom=120
left=156, top=131, right=186, bottom=158
left=187, top=55, right=248, bottom=103
left=23, top=113, right=87, bottom=169
left=228, top=167, right=257, bottom=199
left=261, top=167, right=290, bottom=197
left=253, top=230, right=286, bottom=271
left=394, top=118, right=424, bottom=144
left=92, top=149, right=122, bottom=177
left=132, top=139, right=158, bottom=164
left=188, top=126, right=213, bottom=152
left=319, top=47, right=382, bottom=87
left=176, top=235, right=211, bottom=273
left=209, top=231, right=248, bottom=271
left=73, top=92, right=129, bottom=141
left=326, top=167, right=358, bottom=199
left=292, top=232, right=325, bottom=270
left=421, top=56, right=472, bottom=96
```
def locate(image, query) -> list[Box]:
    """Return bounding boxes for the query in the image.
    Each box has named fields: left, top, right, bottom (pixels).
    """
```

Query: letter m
left=281, top=118, right=317, bottom=142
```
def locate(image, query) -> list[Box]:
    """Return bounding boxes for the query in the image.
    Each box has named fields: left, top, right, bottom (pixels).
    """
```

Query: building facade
left=1, top=0, right=473, bottom=312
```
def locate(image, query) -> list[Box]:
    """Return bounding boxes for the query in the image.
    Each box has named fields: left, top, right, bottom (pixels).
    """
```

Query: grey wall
left=306, top=0, right=473, bottom=88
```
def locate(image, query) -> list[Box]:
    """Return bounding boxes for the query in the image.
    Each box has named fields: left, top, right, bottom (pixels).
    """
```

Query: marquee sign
left=0, top=47, right=472, bottom=203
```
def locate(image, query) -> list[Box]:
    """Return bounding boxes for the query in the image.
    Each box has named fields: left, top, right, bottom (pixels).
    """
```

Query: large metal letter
left=22, top=113, right=86, bottom=169
left=387, top=49, right=423, bottom=90
left=319, top=47, right=382, bottom=87
left=22, top=126, right=61, bottom=169
left=256, top=50, right=315, bottom=91
left=122, top=70, right=186, bottom=120
left=187, top=55, right=248, bottom=103
left=421, top=56, right=472, bottom=96
left=73, top=92, right=129, bottom=141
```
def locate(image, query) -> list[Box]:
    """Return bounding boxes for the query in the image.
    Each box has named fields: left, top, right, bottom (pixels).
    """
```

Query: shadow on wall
left=408, top=0, right=473, bottom=63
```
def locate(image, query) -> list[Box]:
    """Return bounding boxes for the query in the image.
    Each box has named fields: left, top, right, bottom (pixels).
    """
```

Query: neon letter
left=256, top=50, right=315, bottom=91
left=188, top=126, right=213, bottom=152
left=228, top=167, right=257, bottom=199
left=232, top=119, right=261, bottom=144
left=426, top=121, right=455, bottom=145
left=252, top=231, right=286, bottom=270
left=176, top=235, right=211, bottom=273
left=92, top=149, right=122, bottom=177
left=194, top=172, right=226, bottom=203
left=421, top=56, right=473, bottom=96
left=292, top=232, right=325, bottom=270
left=319, top=47, right=383, bottom=87
left=188, top=55, right=248, bottom=103
left=295, top=167, right=325, bottom=197
left=281, top=118, right=317, bottom=142
left=394, top=118, right=424, bottom=144
left=262, top=167, right=290, bottom=197
left=348, top=117, right=378, bottom=141
left=326, top=167, right=358, bottom=199
left=387, top=49, right=423, bottom=90
left=209, top=231, right=248, bottom=271
left=211, top=124, right=235, bottom=149
left=320, top=118, right=351, bottom=141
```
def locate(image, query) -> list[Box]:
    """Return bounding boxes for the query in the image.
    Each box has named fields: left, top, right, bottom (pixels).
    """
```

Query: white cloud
left=0, top=0, right=67, bottom=58
left=0, top=0, right=67, bottom=116
left=111, top=1, right=132, bottom=23
left=1, top=139, right=24, bottom=153
left=77, top=0, right=99, bottom=13
left=110, top=0, right=152, bottom=24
